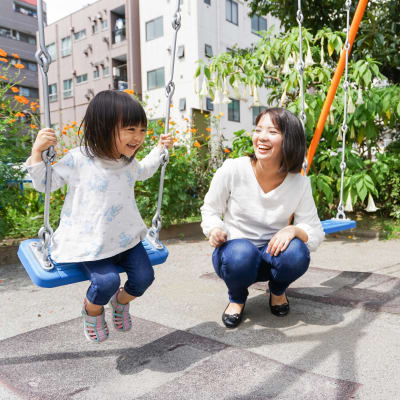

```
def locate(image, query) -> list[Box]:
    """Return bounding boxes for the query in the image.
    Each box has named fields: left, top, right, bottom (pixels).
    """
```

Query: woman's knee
left=279, top=238, right=310, bottom=276
left=219, top=239, right=260, bottom=282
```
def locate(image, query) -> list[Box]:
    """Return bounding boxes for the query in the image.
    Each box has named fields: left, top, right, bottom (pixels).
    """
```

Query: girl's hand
left=31, top=128, right=58, bottom=164
left=266, top=226, right=296, bottom=256
left=158, top=133, right=174, bottom=149
left=209, top=227, right=227, bottom=248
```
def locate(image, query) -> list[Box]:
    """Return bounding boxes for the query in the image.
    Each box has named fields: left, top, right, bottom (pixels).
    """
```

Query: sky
left=46, top=0, right=97, bottom=24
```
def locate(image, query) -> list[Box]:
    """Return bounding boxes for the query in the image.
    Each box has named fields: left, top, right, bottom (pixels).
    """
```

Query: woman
left=201, top=108, right=324, bottom=328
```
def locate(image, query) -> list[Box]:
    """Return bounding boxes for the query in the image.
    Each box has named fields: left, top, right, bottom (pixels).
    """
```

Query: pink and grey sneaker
left=81, top=299, right=109, bottom=343
left=110, top=288, right=133, bottom=331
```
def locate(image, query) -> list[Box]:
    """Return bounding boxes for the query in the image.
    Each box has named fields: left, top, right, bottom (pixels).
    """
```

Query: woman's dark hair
left=251, top=107, right=306, bottom=173
left=80, top=90, right=147, bottom=159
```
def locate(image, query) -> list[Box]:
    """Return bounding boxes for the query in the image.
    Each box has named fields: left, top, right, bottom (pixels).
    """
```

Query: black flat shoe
left=222, top=303, right=245, bottom=328
left=269, top=293, right=290, bottom=317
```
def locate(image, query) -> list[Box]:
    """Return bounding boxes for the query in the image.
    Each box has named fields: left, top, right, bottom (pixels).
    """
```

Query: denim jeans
left=53, top=241, right=154, bottom=305
left=212, top=238, right=310, bottom=304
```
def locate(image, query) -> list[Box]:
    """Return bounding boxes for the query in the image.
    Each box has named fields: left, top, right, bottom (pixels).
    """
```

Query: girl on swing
left=201, top=107, right=325, bottom=328
left=25, top=90, right=173, bottom=342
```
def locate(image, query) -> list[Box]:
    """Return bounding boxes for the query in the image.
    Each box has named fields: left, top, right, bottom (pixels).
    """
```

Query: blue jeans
left=53, top=241, right=154, bottom=305
left=212, top=238, right=310, bottom=304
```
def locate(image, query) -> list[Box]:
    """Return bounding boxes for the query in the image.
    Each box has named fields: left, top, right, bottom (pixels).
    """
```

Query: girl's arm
left=200, top=159, right=233, bottom=238
left=136, top=133, right=173, bottom=181
left=25, top=128, right=75, bottom=192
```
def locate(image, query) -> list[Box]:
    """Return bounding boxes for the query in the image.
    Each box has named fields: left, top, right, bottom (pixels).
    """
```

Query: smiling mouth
left=258, top=144, right=272, bottom=152
left=127, top=144, right=139, bottom=150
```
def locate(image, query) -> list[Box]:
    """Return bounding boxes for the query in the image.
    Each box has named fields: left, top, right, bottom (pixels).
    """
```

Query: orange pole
left=305, top=0, right=369, bottom=174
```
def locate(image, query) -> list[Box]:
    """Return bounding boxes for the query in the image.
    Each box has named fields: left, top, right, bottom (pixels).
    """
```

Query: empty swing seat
left=321, top=219, right=356, bottom=234
left=18, top=238, right=168, bottom=288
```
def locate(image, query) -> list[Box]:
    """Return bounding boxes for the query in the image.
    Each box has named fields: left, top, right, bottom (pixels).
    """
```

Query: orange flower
left=71, top=121, right=77, bottom=125
left=30, top=124, right=37, bottom=129
left=173, top=138, right=178, bottom=142
left=11, top=53, right=19, bottom=59
left=170, top=103, right=173, bottom=108
left=151, top=135, right=156, bottom=140
left=11, top=87, right=19, bottom=93
left=14, top=95, right=29, bottom=105
left=63, top=149, right=69, bottom=153
left=0, top=57, right=8, bottom=63
left=15, top=112, right=25, bottom=117
left=206, top=127, right=212, bottom=132
left=9, top=118, right=16, bottom=123
left=62, top=130, right=67, bottom=135
left=190, top=128, right=197, bottom=133
left=1, top=104, right=5, bottom=109
left=147, top=129, right=154, bottom=135
left=224, top=148, right=231, bottom=153
left=194, top=140, right=201, bottom=148
left=0, top=48, right=7, bottom=57
left=184, top=117, right=189, bottom=122
left=0, top=75, right=8, bottom=81
left=124, top=89, right=134, bottom=95
left=14, top=63, right=24, bottom=69
left=169, top=121, right=176, bottom=126
left=175, top=130, right=180, bottom=133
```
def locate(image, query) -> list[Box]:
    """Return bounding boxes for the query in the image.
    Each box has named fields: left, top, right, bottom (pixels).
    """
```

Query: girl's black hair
left=251, top=107, right=306, bottom=173
left=80, top=90, right=147, bottom=159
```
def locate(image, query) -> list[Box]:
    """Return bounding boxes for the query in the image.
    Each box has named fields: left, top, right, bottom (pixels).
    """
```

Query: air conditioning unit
left=97, top=13, right=103, bottom=21
left=70, top=26, right=75, bottom=33
left=72, top=70, right=77, bottom=76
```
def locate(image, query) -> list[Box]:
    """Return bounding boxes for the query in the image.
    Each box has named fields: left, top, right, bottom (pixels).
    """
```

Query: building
left=0, top=0, right=43, bottom=101
left=39, top=0, right=278, bottom=142
left=139, top=0, right=279, bottom=143
left=40, top=0, right=141, bottom=129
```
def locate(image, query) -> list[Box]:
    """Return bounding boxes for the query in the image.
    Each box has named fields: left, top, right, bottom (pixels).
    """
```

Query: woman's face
left=252, top=114, right=283, bottom=165
left=115, top=124, right=146, bottom=158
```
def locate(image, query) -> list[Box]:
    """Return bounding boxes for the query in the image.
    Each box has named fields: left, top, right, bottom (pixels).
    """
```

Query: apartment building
left=0, top=0, right=43, bottom=101
left=40, top=0, right=141, bottom=129
left=140, top=0, right=279, bottom=143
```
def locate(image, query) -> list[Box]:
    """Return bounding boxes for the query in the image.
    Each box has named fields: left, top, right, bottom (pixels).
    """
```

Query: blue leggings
left=71, top=241, right=154, bottom=305
left=212, top=238, right=310, bottom=304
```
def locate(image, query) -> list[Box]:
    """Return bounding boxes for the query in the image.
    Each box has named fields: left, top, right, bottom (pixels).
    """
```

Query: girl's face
left=252, top=114, right=283, bottom=165
left=115, top=124, right=146, bottom=158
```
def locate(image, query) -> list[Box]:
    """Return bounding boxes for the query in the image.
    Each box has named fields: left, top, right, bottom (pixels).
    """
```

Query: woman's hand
left=158, top=133, right=174, bottom=149
left=30, top=128, right=57, bottom=164
left=209, top=227, right=227, bottom=248
left=266, top=226, right=296, bottom=256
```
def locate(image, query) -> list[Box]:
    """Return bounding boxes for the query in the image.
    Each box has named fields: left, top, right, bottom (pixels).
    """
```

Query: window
left=92, top=21, right=99, bottom=34
left=49, top=83, right=57, bottom=102
left=74, top=29, right=86, bottom=41
left=205, top=44, right=213, bottom=58
left=146, top=16, right=163, bottom=41
left=93, top=67, right=100, bottom=79
left=19, top=86, right=38, bottom=98
left=27, top=61, right=37, bottom=71
left=14, top=3, right=37, bottom=18
left=177, top=45, right=185, bottom=58
left=206, top=97, right=214, bottom=111
left=46, top=43, right=56, bottom=61
left=228, top=98, right=240, bottom=122
left=10, top=58, right=37, bottom=71
left=179, top=98, right=186, bottom=111
left=252, top=106, right=266, bottom=125
left=61, top=37, right=72, bottom=57
left=251, top=15, right=267, bottom=35
left=102, top=20, right=108, bottom=30
left=147, top=67, right=165, bottom=90
left=76, top=73, right=88, bottom=84
left=226, top=0, right=238, bottom=25
left=63, top=79, right=73, bottom=98
left=103, top=66, right=110, bottom=77
left=204, top=0, right=211, bottom=5
left=0, top=27, right=36, bottom=44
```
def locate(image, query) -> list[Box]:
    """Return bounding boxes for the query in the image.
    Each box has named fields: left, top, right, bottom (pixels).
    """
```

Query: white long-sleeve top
left=25, top=146, right=162, bottom=263
left=201, top=157, right=325, bottom=251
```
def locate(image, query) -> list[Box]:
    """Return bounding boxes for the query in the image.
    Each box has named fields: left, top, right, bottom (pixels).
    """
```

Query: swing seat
left=17, top=238, right=168, bottom=288
left=321, top=219, right=356, bottom=234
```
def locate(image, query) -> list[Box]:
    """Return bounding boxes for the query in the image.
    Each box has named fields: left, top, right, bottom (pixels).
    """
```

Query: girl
left=26, top=90, right=173, bottom=342
left=201, top=108, right=325, bottom=328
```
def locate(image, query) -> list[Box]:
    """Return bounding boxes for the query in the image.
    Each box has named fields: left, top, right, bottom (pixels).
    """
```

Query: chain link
left=336, top=0, right=352, bottom=220
left=148, top=0, right=181, bottom=244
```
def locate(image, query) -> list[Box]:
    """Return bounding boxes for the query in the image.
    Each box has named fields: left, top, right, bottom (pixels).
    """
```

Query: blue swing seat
left=18, top=238, right=168, bottom=288
left=321, top=219, right=356, bottom=234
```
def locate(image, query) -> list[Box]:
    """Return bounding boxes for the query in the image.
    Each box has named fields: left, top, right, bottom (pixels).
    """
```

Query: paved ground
left=0, top=236, right=400, bottom=399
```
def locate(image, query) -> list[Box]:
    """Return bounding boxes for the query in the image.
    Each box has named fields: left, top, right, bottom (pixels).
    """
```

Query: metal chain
left=336, top=0, right=352, bottom=220
left=146, top=0, right=181, bottom=248
left=296, top=1, right=308, bottom=174
left=36, top=0, right=56, bottom=267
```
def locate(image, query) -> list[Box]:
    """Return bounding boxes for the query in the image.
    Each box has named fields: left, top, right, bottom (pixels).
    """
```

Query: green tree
left=244, top=0, right=400, bottom=83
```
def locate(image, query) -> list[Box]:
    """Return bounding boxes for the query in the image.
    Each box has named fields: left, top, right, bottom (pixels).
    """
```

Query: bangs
left=118, top=93, right=147, bottom=129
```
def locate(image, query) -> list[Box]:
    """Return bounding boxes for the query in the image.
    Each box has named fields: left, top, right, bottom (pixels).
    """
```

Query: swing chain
left=336, top=0, right=352, bottom=220
left=146, top=0, right=181, bottom=248
left=297, top=1, right=308, bottom=174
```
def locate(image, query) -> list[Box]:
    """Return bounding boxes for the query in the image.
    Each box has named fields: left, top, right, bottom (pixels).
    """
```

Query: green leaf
left=204, top=67, right=210, bottom=80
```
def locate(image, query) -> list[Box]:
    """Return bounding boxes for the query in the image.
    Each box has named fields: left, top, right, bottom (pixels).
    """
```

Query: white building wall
left=139, top=0, right=280, bottom=145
